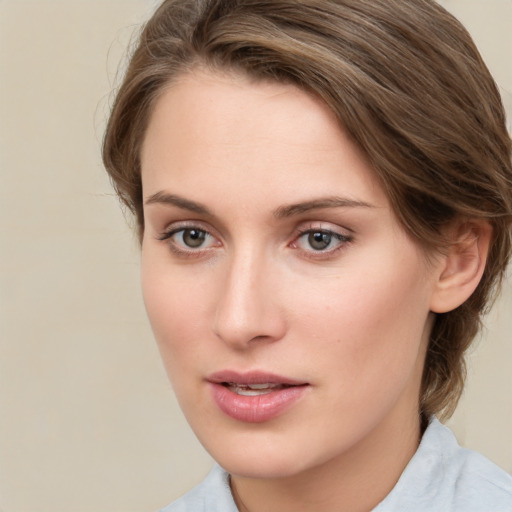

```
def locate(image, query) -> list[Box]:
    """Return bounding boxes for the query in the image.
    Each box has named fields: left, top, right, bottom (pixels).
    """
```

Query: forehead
left=140, top=69, right=389, bottom=214
left=143, top=68, right=347, bottom=157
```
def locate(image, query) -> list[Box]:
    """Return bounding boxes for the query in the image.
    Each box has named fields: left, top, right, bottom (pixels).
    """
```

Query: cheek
left=141, top=255, right=212, bottom=373
left=288, top=251, right=431, bottom=383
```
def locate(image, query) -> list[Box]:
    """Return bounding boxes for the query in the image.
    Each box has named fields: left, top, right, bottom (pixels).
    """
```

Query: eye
left=306, top=231, right=336, bottom=251
left=158, top=226, right=220, bottom=254
left=179, top=228, right=208, bottom=248
left=292, top=227, right=352, bottom=255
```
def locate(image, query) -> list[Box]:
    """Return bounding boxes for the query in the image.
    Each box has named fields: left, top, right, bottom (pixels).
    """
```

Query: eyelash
left=291, top=226, right=353, bottom=259
left=157, top=223, right=353, bottom=259
left=157, top=224, right=220, bottom=257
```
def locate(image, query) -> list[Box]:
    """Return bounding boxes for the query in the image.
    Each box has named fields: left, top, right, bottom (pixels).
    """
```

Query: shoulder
left=435, top=421, right=512, bottom=509
left=158, top=465, right=238, bottom=512
left=427, top=419, right=512, bottom=503
left=375, top=418, right=512, bottom=512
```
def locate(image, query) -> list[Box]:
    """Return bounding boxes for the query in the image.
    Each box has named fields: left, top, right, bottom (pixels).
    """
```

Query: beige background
left=0, top=1, right=510, bottom=511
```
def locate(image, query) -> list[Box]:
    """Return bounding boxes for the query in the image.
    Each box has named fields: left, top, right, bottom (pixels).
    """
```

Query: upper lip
left=207, top=370, right=308, bottom=386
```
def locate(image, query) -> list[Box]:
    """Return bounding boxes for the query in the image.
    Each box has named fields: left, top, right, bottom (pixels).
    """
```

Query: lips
left=207, top=371, right=309, bottom=423
left=225, top=382, right=290, bottom=396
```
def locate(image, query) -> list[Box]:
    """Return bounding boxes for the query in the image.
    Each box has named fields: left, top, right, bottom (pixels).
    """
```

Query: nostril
left=249, top=334, right=269, bottom=342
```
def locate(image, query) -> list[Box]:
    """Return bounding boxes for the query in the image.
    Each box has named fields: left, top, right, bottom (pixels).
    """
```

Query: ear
left=429, top=220, right=492, bottom=314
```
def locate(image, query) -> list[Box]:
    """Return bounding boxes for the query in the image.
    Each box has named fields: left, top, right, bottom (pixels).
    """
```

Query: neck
left=230, top=409, right=422, bottom=512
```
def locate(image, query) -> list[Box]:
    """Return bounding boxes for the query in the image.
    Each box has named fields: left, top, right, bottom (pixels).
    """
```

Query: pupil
left=309, top=231, right=331, bottom=250
left=183, top=229, right=205, bottom=248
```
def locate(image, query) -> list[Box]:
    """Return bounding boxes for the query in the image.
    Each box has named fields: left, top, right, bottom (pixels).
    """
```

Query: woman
left=103, top=0, right=512, bottom=510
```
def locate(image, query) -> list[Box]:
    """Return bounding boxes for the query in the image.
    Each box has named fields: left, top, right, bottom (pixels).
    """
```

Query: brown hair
left=103, top=0, right=512, bottom=419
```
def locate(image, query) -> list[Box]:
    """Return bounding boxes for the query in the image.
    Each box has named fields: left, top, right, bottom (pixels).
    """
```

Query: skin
left=140, top=69, right=453, bottom=512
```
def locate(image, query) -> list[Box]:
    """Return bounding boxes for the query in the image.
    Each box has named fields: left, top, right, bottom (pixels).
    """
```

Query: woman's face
left=140, top=69, right=441, bottom=479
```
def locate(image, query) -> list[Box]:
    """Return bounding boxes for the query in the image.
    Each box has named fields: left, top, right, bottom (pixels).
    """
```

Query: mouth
left=208, top=370, right=308, bottom=391
left=222, top=382, right=299, bottom=396
left=207, top=370, right=310, bottom=423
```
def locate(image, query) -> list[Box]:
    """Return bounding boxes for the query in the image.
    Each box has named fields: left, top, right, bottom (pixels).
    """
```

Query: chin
left=195, top=425, right=345, bottom=481
left=218, top=452, right=309, bottom=480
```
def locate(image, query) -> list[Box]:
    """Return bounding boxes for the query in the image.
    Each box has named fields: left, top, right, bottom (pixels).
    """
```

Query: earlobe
left=429, top=220, right=492, bottom=314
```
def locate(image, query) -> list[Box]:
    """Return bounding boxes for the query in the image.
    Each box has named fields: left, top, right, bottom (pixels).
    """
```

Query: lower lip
left=208, top=383, right=309, bottom=423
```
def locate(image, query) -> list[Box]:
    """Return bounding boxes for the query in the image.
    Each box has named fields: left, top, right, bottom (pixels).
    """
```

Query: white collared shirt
left=161, top=418, right=512, bottom=511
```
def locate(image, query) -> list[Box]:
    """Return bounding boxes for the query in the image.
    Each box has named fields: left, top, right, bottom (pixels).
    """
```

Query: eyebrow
left=273, top=197, right=375, bottom=218
left=145, top=191, right=374, bottom=218
left=145, top=192, right=213, bottom=215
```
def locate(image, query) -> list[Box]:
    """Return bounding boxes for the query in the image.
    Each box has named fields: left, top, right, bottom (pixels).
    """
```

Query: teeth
left=226, top=383, right=285, bottom=396
left=245, top=383, right=277, bottom=390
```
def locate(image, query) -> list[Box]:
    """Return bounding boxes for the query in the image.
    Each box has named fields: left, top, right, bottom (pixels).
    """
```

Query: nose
left=212, top=249, right=287, bottom=350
